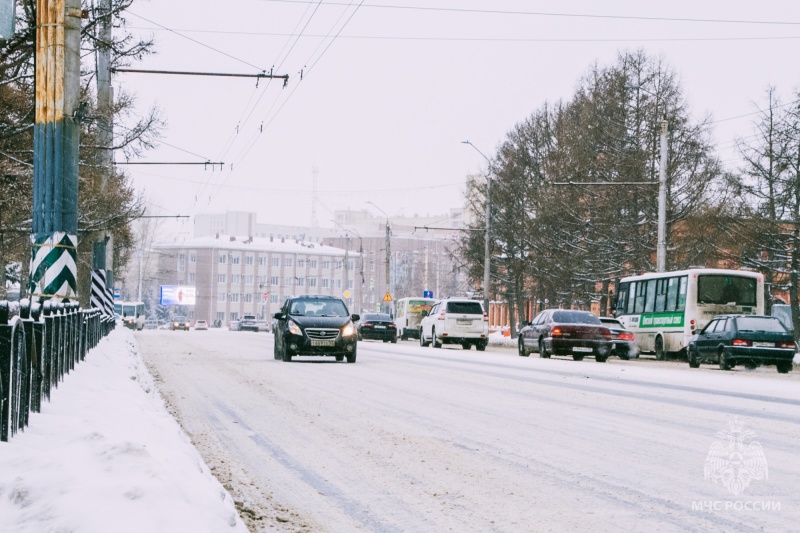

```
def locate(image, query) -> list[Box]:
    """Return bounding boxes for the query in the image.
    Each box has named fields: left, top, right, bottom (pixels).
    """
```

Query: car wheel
left=518, top=337, right=529, bottom=357
left=420, top=328, right=430, bottom=347
left=346, top=345, right=357, bottom=363
left=391, top=337, right=397, bottom=344
left=476, top=340, right=487, bottom=352
left=776, top=361, right=792, bottom=373
left=462, top=342, right=472, bottom=350
left=595, top=353, right=608, bottom=363
left=432, top=328, right=442, bottom=348
left=357, top=333, right=363, bottom=341
left=281, top=343, right=293, bottom=362
left=572, top=354, right=585, bottom=361
left=688, top=346, right=700, bottom=368
left=273, top=339, right=281, bottom=360
left=718, top=349, right=732, bottom=371
left=539, top=339, right=550, bottom=359
left=655, top=336, right=666, bottom=361
left=335, top=354, right=344, bottom=362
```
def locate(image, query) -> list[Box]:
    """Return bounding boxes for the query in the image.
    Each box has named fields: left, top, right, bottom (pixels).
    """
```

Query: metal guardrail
left=0, top=299, right=115, bottom=442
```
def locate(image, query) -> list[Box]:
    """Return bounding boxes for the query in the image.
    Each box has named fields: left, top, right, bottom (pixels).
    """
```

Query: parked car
left=272, top=295, right=359, bottom=362
left=171, top=315, right=191, bottom=331
left=256, top=320, right=270, bottom=332
left=419, top=298, right=488, bottom=350
left=687, top=314, right=795, bottom=373
left=599, top=317, right=638, bottom=359
left=239, top=314, right=258, bottom=332
left=194, top=319, right=208, bottom=331
left=518, top=309, right=612, bottom=362
left=144, top=318, right=159, bottom=330
left=228, top=320, right=240, bottom=331
left=357, top=313, right=398, bottom=343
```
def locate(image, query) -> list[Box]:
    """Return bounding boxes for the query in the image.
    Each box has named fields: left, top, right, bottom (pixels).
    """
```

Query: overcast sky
left=117, top=0, right=800, bottom=234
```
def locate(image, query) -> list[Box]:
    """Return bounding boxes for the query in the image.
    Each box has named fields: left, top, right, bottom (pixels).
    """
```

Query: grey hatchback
left=688, top=315, right=795, bottom=373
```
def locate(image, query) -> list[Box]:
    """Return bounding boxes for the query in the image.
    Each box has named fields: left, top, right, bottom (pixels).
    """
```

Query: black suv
left=272, top=295, right=360, bottom=363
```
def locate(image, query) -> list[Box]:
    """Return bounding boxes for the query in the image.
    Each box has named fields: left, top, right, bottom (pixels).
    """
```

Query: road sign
left=263, top=293, right=269, bottom=301
left=382, top=292, right=393, bottom=302
left=113, top=287, right=121, bottom=300
left=423, top=290, right=433, bottom=298
left=343, top=290, right=351, bottom=298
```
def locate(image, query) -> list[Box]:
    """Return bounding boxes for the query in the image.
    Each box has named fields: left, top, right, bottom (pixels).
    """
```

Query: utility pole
left=31, top=0, right=81, bottom=302
left=657, top=119, right=668, bottom=273
left=343, top=234, right=349, bottom=306
left=483, top=177, right=492, bottom=315
left=384, top=221, right=391, bottom=312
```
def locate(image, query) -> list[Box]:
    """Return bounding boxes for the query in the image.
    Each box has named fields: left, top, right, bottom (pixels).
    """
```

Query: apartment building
left=155, top=235, right=358, bottom=324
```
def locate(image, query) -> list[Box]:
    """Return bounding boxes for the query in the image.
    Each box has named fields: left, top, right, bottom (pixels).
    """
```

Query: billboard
left=160, top=285, right=196, bottom=306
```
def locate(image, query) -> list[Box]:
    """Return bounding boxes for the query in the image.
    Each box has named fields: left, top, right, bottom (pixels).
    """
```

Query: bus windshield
left=697, top=275, right=757, bottom=306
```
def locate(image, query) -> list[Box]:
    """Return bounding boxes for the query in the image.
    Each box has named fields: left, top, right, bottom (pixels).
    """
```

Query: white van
left=393, top=297, right=436, bottom=340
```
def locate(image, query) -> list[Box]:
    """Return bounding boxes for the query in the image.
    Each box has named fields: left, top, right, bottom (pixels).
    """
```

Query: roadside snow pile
left=488, top=330, right=516, bottom=347
left=0, top=328, right=247, bottom=533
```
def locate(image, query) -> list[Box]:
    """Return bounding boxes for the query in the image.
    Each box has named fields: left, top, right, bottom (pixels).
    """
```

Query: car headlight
left=288, top=321, right=302, bottom=335
left=342, top=322, right=356, bottom=337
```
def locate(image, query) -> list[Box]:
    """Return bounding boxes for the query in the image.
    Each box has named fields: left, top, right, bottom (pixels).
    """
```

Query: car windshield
left=290, top=299, right=348, bottom=317
left=363, top=313, right=391, bottom=322
left=735, top=316, right=788, bottom=333
left=446, top=301, right=483, bottom=314
left=552, top=311, right=601, bottom=324
left=600, top=318, right=623, bottom=328
left=174, top=316, right=187, bottom=321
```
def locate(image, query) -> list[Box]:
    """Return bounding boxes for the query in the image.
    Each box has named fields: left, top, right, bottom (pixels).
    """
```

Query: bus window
left=666, top=277, right=679, bottom=312
left=644, top=279, right=657, bottom=313
left=634, top=282, right=645, bottom=314
left=678, top=276, right=687, bottom=310
left=616, top=282, right=629, bottom=314
left=655, top=279, right=668, bottom=312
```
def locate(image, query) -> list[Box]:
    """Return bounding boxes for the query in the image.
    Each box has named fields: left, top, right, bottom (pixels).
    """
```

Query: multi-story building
left=155, top=235, right=358, bottom=324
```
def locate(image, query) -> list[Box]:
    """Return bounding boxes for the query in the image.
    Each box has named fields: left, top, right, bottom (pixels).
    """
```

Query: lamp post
left=332, top=220, right=365, bottom=312
left=366, top=202, right=391, bottom=312
left=461, top=140, right=492, bottom=315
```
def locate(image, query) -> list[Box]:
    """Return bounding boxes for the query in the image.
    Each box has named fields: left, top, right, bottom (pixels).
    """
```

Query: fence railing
left=0, top=299, right=115, bottom=442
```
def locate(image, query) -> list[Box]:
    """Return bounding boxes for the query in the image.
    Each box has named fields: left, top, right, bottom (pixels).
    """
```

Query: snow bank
left=0, top=328, right=247, bottom=533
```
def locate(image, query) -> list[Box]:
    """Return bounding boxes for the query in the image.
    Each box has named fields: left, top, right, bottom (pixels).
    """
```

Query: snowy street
left=137, top=328, right=800, bottom=532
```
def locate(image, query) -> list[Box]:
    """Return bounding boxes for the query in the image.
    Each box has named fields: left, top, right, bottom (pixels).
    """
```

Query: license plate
left=457, top=319, right=472, bottom=325
left=572, top=347, right=593, bottom=353
left=374, top=325, right=386, bottom=329
left=310, top=340, right=335, bottom=347
left=752, top=341, right=774, bottom=347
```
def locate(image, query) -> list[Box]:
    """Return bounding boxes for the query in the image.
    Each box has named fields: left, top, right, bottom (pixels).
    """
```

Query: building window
left=348, top=260, right=354, bottom=270
left=245, top=256, right=254, bottom=266
left=284, top=258, right=293, bottom=267
left=336, top=279, right=341, bottom=289
left=218, top=274, right=226, bottom=283
left=296, top=278, right=305, bottom=287
left=217, top=293, right=226, bottom=302
left=216, top=311, right=225, bottom=322
left=230, top=312, right=239, bottom=321
left=322, top=260, right=331, bottom=270
left=283, top=277, right=293, bottom=287
left=231, top=274, right=241, bottom=284
left=271, top=276, right=279, bottom=286
left=272, top=257, right=280, bottom=267
left=219, top=254, right=227, bottom=264
left=188, top=272, right=196, bottom=282
left=259, top=256, right=266, bottom=266
left=348, top=280, right=353, bottom=289
left=230, top=293, right=240, bottom=302
left=321, top=279, right=329, bottom=288
left=190, top=254, right=196, bottom=264
left=245, top=275, right=254, bottom=284
left=308, top=278, right=317, bottom=287
left=258, top=275, right=266, bottom=285
left=244, top=293, right=253, bottom=303
left=178, top=254, right=186, bottom=273
left=270, top=294, right=279, bottom=303
left=231, top=255, right=241, bottom=265
left=297, top=259, right=305, bottom=268
left=310, top=259, right=318, bottom=268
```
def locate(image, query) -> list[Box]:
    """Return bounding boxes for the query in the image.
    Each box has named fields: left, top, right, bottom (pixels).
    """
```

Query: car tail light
left=388, top=324, right=396, bottom=329
left=732, top=339, right=751, bottom=347
left=551, top=327, right=562, bottom=337
left=483, top=312, right=488, bottom=322
left=363, top=322, right=373, bottom=327
left=778, top=341, right=795, bottom=349
left=618, top=332, right=634, bottom=341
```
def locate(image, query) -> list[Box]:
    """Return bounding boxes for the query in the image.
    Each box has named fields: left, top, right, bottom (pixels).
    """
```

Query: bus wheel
left=655, top=336, right=666, bottom=361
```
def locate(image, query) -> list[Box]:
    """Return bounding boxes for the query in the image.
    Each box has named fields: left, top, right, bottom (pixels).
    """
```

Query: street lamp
left=366, top=201, right=392, bottom=311
left=332, top=220, right=365, bottom=312
left=461, top=140, right=492, bottom=315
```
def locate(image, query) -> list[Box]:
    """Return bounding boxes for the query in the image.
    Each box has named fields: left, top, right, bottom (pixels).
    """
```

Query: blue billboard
left=160, top=285, right=196, bottom=306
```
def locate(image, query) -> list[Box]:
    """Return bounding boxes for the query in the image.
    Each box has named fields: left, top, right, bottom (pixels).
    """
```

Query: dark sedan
left=688, top=314, right=795, bottom=373
left=518, top=309, right=612, bottom=362
left=599, top=317, right=639, bottom=360
left=357, top=313, right=398, bottom=343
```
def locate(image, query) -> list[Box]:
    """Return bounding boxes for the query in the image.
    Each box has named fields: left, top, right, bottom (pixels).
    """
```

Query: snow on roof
left=154, top=235, right=359, bottom=257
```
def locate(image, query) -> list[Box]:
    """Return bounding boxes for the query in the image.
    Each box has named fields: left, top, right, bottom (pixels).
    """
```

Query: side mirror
left=351, top=313, right=360, bottom=322
left=421, top=310, right=428, bottom=318
left=273, top=312, right=285, bottom=320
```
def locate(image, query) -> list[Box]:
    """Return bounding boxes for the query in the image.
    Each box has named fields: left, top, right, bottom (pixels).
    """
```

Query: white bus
left=118, top=301, right=146, bottom=330
left=614, top=268, right=764, bottom=359
left=393, top=297, right=436, bottom=340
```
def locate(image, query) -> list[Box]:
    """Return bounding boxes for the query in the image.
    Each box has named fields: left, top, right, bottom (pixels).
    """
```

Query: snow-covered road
left=136, top=329, right=799, bottom=532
